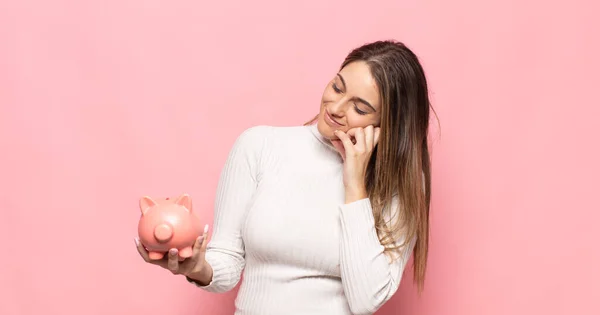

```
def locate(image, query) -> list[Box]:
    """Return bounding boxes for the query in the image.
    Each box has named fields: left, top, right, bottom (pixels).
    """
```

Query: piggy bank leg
left=148, top=251, right=165, bottom=260
left=179, top=246, right=193, bottom=259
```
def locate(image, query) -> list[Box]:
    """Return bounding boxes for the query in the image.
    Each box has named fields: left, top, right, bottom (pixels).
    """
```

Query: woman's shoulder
left=230, top=124, right=312, bottom=166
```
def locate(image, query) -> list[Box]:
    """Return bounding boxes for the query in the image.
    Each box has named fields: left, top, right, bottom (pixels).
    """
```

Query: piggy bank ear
left=174, top=194, right=192, bottom=212
left=139, top=196, right=158, bottom=215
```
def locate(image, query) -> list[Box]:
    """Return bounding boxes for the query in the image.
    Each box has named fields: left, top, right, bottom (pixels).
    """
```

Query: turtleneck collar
left=307, top=123, right=338, bottom=151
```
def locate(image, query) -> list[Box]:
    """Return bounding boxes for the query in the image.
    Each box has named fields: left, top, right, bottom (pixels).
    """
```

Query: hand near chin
left=331, top=125, right=381, bottom=203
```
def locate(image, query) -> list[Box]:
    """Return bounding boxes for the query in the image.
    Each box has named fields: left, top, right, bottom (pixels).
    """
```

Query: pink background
left=1, top=0, right=599, bottom=314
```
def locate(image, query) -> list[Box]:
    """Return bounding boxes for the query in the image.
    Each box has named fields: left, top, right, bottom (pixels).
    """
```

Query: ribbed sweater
left=187, top=124, right=415, bottom=315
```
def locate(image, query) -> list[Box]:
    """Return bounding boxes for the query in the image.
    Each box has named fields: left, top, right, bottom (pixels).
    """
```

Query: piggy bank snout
left=154, top=223, right=173, bottom=243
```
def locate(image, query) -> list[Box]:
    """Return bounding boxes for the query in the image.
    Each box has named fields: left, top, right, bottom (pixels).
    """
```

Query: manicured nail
left=204, top=224, right=209, bottom=234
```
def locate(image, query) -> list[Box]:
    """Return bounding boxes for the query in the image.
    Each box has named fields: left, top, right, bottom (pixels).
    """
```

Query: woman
left=135, top=39, right=433, bottom=315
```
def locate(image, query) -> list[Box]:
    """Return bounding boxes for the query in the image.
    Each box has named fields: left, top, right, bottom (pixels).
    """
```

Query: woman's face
left=316, top=61, right=382, bottom=141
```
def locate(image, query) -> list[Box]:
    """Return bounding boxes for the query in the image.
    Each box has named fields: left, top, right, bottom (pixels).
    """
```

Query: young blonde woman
left=136, top=39, right=433, bottom=315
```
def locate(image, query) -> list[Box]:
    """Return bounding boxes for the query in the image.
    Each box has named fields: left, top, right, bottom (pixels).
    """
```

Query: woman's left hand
left=332, top=125, right=381, bottom=204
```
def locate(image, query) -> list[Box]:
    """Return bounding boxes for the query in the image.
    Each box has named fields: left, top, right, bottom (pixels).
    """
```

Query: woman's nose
left=328, top=99, right=348, bottom=117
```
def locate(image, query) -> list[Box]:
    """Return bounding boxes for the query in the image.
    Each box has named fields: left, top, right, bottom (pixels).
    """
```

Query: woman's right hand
left=135, top=225, right=211, bottom=280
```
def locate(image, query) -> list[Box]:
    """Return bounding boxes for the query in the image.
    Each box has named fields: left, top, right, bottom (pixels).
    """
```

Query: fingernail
left=134, top=238, right=139, bottom=246
left=169, top=248, right=177, bottom=255
left=204, top=224, right=209, bottom=234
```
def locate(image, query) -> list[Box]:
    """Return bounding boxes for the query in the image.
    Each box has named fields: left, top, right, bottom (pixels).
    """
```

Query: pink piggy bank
left=137, top=193, right=203, bottom=260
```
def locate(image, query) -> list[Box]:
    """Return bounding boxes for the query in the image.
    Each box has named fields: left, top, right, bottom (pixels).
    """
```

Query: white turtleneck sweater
left=187, top=124, right=415, bottom=315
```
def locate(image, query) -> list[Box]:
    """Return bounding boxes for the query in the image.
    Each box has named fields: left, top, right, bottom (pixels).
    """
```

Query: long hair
left=306, top=40, right=434, bottom=292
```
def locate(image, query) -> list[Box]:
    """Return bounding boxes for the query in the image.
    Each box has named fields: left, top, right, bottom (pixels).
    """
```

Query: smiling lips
left=325, top=111, right=343, bottom=128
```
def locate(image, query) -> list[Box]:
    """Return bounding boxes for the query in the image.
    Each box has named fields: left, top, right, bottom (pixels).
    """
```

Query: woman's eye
left=332, top=83, right=342, bottom=93
left=354, top=105, right=367, bottom=115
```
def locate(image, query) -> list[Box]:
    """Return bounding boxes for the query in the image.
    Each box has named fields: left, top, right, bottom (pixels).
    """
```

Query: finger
left=181, top=225, right=210, bottom=275
left=374, top=127, right=381, bottom=146
left=353, top=127, right=366, bottom=152
left=333, top=130, right=355, bottom=157
left=190, top=225, right=209, bottom=257
left=344, top=128, right=358, bottom=145
left=134, top=238, right=151, bottom=262
left=134, top=238, right=169, bottom=268
left=201, top=224, right=210, bottom=250
left=364, top=125, right=374, bottom=150
left=190, top=235, right=205, bottom=263
left=167, top=248, right=179, bottom=273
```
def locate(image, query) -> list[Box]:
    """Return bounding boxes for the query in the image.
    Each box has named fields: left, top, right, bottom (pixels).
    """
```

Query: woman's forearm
left=186, top=260, right=214, bottom=286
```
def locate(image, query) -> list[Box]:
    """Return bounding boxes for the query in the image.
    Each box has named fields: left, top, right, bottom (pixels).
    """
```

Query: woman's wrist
left=344, top=183, right=368, bottom=204
left=185, top=260, right=213, bottom=286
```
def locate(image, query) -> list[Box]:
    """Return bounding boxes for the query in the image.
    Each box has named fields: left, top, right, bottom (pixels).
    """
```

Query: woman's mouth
left=324, top=111, right=343, bottom=128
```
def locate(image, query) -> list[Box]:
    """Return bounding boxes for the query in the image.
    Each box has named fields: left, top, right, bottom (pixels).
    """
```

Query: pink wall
left=1, top=0, right=599, bottom=314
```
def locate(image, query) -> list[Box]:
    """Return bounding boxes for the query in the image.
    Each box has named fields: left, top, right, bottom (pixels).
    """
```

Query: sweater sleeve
left=338, top=197, right=416, bottom=315
left=186, top=126, right=267, bottom=293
